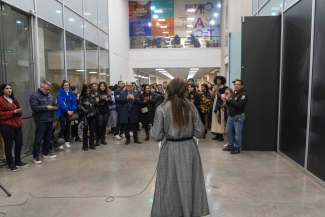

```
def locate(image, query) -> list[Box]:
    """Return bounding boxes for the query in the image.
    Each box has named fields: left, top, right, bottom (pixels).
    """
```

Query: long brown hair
left=163, top=78, right=193, bottom=130
left=0, top=83, right=20, bottom=108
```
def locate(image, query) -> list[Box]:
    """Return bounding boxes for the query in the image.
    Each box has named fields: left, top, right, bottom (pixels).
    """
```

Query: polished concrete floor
left=1, top=132, right=325, bottom=217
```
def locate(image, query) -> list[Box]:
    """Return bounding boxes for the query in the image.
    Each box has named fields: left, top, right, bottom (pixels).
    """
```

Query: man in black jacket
left=30, top=80, right=58, bottom=164
left=224, top=80, right=248, bottom=154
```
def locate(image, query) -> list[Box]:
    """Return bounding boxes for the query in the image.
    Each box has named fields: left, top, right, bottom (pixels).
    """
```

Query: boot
left=145, top=134, right=149, bottom=141
left=96, top=139, right=100, bottom=146
left=212, top=134, right=220, bottom=140
left=82, top=143, right=88, bottom=151
left=218, top=134, right=224, bottom=141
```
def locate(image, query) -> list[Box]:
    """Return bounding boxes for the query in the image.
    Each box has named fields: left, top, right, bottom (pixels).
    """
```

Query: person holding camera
left=30, top=80, right=58, bottom=164
left=54, top=80, right=77, bottom=149
left=0, top=83, right=29, bottom=171
left=96, top=81, right=113, bottom=146
left=224, top=80, right=248, bottom=154
left=139, top=85, right=157, bottom=141
left=78, top=85, right=97, bottom=151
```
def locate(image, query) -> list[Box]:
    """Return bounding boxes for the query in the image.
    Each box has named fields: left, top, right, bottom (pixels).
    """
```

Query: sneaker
left=33, top=157, right=41, bottom=164
left=58, top=145, right=64, bottom=150
left=223, top=143, right=228, bottom=147
left=129, top=132, right=133, bottom=137
left=43, top=153, right=57, bottom=159
left=15, top=161, right=29, bottom=167
left=115, top=135, right=122, bottom=140
left=120, top=134, right=125, bottom=138
left=8, top=164, right=19, bottom=172
left=223, top=147, right=234, bottom=151
left=230, top=149, right=240, bottom=154
left=65, top=142, right=71, bottom=149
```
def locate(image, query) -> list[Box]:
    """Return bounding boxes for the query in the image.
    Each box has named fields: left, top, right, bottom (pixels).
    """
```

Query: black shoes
left=82, top=147, right=88, bottom=151
left=8, top=164, right=19, bottom=172
left=223, top=147, right=234, bottom=151
left=134, top=140, right=142, bottom=144
left=96, top=140, right=100, bottom=146
left=75, top=137, right=83, bottom=142
left=145, top=135, right=149, bottom=141
left=212, top=135, right=219, bottom=140
left=90, top=146, right=96, bottom=150
left=101, top=141, right=107, bottom=145
left=125, top=141, right=130, bottom=145
left=231, top=149, right=240, bottom=154
left=15, top=161, right=29, bottom=167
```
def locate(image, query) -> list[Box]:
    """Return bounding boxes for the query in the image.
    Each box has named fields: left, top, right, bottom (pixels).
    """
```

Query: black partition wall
left=279, top=0, right=313, bottom=167
left=241, top=16, right=281, bottom=151
left=307, top=0, right=325, bottom=181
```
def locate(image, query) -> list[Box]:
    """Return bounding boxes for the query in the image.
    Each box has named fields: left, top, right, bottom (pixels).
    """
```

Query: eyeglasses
left=42, top=87, right=51, bottom=91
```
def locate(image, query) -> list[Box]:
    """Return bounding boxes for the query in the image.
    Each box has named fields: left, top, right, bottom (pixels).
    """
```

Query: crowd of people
left=0, top=75, right=247, bottom=172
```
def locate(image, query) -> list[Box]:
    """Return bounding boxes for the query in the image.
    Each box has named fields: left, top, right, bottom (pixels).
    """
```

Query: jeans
left=0, top=125, right=23, bottom=165
left=33, top=122, right=53, bottom=158
left=226, top=114, right=245, bottom=150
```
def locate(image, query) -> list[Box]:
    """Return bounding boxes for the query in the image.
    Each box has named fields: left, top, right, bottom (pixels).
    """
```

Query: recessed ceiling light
left=156, top=69, right=164, bottom=70
left=89, top=72, right=97, bottom=74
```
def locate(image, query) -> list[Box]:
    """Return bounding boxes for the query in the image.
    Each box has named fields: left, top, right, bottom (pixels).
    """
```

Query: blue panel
left=129, top=18, right=152, bottom=36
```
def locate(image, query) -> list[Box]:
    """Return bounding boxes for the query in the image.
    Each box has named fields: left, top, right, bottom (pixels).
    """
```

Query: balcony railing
left=130, top=36, right=221, bottom=49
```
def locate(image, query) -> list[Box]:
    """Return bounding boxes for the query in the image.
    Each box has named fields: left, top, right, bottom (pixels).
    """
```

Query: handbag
left=68, top=111, right=79, bottom=121
left=87, top=106, right=97, bottom=118
left=141, top=107, right=149, bottom=113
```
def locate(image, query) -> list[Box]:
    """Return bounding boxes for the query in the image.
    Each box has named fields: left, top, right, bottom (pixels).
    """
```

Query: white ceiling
left=135, top=67, right=219, bottom=80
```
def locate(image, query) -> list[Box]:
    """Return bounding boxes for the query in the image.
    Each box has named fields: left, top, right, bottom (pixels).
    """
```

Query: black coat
left=115, top=90, right=140, bottom=123
left=153, top=91, right=165, bottom=108
left=139, top=92, right=157, bottom=123
left=187, top=91, right=201, bottom=109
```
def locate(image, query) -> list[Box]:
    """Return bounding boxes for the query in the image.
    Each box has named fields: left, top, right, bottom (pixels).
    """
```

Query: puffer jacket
left=54, top=87, right=77, bottom=117
left=30, top=89, right=55, bottom=123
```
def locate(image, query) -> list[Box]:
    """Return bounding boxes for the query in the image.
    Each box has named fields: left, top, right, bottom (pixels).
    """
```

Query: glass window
left=99, top=30, right=109, bottom=49
left=65, top=6, right=84, bottom=37
left=259, top=0, right=283, bottom=16
left=284, top=0, right=299, bottom=10
left=84, top=21, right=98, bottom=45
left=64, top=0, right=83, bottom=15
left=259, top=0, right=268, bottom=8
left=2, top=0, right=34, bottom=11
left=98, top=0, right=109, bottom=32
left=253, top=0, right=258, bottom=14
left=86, top=41, right=99, bottom=84
left=84, top=0, right=98, bottom=25
left=99, top=47, right=109, bottom=84
left=36, top=0, right=63, bottom=27
left=66, top=31, right=85, bottom=88
left=38, top=19, right=65, bottom=95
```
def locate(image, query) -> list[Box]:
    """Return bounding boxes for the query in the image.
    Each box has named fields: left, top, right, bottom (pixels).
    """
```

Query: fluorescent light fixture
left=156, top=69, right=164, bottom=70
left=217, top=3, right=221, bottom=8
left=186, top=31, right=192, bottom=33
left=69, top=18, right=74, bottom=21
left=162, top=32, right=169, bottom=33
left=160, top=26, right=167, bottom=28
left=187, top=8, right=196, bottom=12
left=84, top=13, right=91, bottom=16
left=213, top=13, right=219, bottom=17
left=154, top=10, right=163, bottom=13
left=100, top=73, right=106, bottom=75
left=16, top=21, right=22, bottom=24
left=159, top=71, right=167, bottom=72
left=89, top=72, right=97, bottom=74
left=56, top=11, right=61, bottom=13
left=210, top=20, right=215, bottom=25
left=187, top=71, right=197, bottom=79
left=189, top=71, right=197, bottom=73
left=187, top=25, right=194, bottom=27
left=150, top=6, right=155, bottom=10
left=153, top=15, right=158, bottom=18
left=76, top=70, right=85, bottom=72
left=187, top=17, right=194, bottom=21
left=158, top=19, right=165, bottom=21
left=190, top=68, right=199, bottom=70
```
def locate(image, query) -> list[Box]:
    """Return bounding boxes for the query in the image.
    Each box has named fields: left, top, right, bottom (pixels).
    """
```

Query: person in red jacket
left=0, top=83, right=29, bottom=172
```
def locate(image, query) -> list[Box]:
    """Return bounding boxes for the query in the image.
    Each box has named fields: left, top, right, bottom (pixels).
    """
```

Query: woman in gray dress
left=151, top=78, right=210, bottom=217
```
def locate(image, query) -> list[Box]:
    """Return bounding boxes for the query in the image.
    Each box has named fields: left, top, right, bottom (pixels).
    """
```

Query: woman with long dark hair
left=187, top=83, right=200, bottom=109
left=70, top=86, right=82, bottom=142
left=0, top=83, right=28, bottom=171
left=151, top=78, right=209, bottom=217
left=79, top=85, right=96, bottom=150
left=198, top=83, right=212, bottom=138
left=139, top=85, right=157, bottom=141
left=211, top=76, right=228, bottom=141
left=55, top=80, right=77, bottom=149
left=96, top=81, right=112, bottom=146
left=107, top=85, right=118, bottom=134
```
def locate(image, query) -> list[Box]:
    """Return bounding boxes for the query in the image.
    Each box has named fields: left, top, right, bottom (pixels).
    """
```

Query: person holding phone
left=96, top=81, right=113, bottom=146
left=0, top=83, right=29, bottom=171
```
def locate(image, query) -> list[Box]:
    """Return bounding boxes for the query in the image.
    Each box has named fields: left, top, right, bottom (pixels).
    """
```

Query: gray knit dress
left=151, top=102, right=210, bottom=217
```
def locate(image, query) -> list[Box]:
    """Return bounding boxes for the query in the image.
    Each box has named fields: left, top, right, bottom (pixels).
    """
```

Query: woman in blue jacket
left=55, top=80, right=77, bottom=149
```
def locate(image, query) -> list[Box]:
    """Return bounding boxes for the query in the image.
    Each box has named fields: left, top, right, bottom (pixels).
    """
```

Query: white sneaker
left=58, top=145, right=64, bottom=150
left=129, top=132, right=133, bottom=137
left=65, top=142, right=71, bottom=149
left=115, top=135, right=122, bottom=140
left=120, top=134, right=125, bottom=138
left=223, top=143, right=228, bottom=147
left=43, top=153, right=57, bottom=159
left=33, top=157, right=41, bottom=164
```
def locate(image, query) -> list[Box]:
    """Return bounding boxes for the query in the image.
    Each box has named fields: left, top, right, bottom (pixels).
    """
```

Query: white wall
left=130, top=48, right=221, bottom=69
left=109, top=0, right=131, bottom=84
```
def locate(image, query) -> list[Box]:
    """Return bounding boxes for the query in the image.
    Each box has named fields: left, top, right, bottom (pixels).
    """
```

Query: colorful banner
left=129, top=18, right=152, bottom=37
left=152, top=18, right=174, bottom=36
left=151, top=0, right=174, bottom=19
left=129, top=1, right=151, bottom=19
